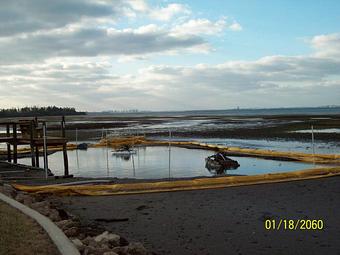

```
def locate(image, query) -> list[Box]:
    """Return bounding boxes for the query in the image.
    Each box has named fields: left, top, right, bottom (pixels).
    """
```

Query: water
left=290, top=128, right=340, bottom=134
left=155, top=137, right=340, bottom=154
left=89, top=106, right=340, bottom=117
left=18, top=146, right=317, bottom=179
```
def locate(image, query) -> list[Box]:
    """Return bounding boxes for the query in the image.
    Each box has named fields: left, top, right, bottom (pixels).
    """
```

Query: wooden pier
left=0, top=117, right=69, bottom=177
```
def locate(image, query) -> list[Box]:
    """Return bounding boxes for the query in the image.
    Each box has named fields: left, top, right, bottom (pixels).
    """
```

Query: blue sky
left=154, top=0, right=340, bottom=61
left=0, top=0, right=339, bottom=111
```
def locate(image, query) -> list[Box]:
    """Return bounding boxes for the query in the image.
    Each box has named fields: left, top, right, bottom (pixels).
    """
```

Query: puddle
left=290, top=128, right=340, bottom=134
left=18, top=146, right=317, bottom=179
left=162, top=138, right=340, bottom=154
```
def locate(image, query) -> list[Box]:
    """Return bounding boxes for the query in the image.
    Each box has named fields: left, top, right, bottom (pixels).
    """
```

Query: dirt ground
left=0, top=200, right=60, bottom=255
left=59, top=176, right=340, bottom=255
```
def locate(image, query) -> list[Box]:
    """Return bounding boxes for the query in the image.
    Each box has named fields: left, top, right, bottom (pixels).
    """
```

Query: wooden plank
left=17, top=137, right=67, bottom=145
left=0, top=170, right=25, bottom=174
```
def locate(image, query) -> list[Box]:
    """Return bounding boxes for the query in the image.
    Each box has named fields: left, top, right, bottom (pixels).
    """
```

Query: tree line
left=0, top=106, right=86, bottom=117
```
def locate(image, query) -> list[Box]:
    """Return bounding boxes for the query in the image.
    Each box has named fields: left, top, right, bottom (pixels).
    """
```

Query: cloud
left=149, top=3, right=190, bottom=21
left=0, top=0, right=129, bottom=37
left=171, top=18, right=242, bottom=36
left=1, top=33, right=339, bottom=110
left=311, top=33, right=340, bottom=58
left=7, top=1, right=337, bottom=111
left=171, top=18, right=227, bottom=36
left=0, top=1, right=239, bottom=64
left=0, top=24, right=208, bottom=64
left=229, top=22, right=242, bottom=31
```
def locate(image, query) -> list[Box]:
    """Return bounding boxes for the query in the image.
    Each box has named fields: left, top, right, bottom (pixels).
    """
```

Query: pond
left=18, top=146, right=318, bottom=179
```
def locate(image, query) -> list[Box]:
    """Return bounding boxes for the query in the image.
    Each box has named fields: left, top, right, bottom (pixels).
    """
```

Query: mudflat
left=59, top=176, right=340, bottom=255
left=40, top=113, right=340, bottom=143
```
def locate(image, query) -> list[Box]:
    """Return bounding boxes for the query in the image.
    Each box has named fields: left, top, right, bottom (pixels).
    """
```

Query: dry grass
left=0, top=200, right=60, bottom=255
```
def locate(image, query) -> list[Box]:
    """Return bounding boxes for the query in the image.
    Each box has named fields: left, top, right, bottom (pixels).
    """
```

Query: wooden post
left=61, top=116, right=69, bottom=176
left=43, top=122, right=48, bottom=179
left=35, top=146, right=40, bottom=167
left=13, top=123, right=17, bottom=164
left=6, top=124, right=11, bottom=162
left=75, top=128, right=79, bottom=169
left=63, top=144, right=69, bottom=176
left=61, top=115, right=66, bottom=137
left=30, top=120, right=36, bottom=167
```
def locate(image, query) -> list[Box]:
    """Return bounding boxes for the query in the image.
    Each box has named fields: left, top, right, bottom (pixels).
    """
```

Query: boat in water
left=205, top=152, right=240, bottom=174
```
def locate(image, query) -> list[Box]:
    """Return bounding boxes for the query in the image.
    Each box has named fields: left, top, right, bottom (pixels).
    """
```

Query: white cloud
left=0, top=24, right=209, bottom=64
left=149, top=3, right=190, bottom=21
left=170, top=17, right=242, bottom=37
left=311, top=33, right=340, bottom=58
left=0, top=1, right=243, bottom=64
left=126, top=0, right=149, bottom=12
left=1, top=33, right=340, bottom=110
left=5, top=1, right=338, bottom=110
left=0, top=0, right=134, bottom=37
left=229, top=22, right=242, bottom=31
left=171, top=18, right=227, bottom=36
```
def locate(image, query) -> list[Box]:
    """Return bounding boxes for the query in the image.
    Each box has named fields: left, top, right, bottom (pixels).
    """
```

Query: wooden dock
left=0, top=161, right=51, bottom=181
left=0, top=117, right=69, bottom=177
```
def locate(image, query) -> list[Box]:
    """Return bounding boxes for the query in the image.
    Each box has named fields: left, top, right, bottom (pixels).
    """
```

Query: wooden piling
left=30, top=121, right=36, bottom=167
left=42, top=122, right=48, bottom=179
left=61, top=116, right=69, bottom=176
left=13, top=123, right=17, bottom=164
left=35, top=146, right=40, bottom=167
left=6, top=124, right=11, bottom=162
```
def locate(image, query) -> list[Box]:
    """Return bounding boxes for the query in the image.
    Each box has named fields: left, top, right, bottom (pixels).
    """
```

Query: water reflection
left=18, top=146, right=317, bottom=179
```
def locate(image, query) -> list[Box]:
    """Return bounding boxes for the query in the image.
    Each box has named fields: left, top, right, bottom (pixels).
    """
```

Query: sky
left=0, top=0, right=340, bottom=111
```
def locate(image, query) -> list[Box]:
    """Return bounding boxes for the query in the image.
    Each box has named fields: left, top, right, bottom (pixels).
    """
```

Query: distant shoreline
left=89, top=106, right=340, bottom=117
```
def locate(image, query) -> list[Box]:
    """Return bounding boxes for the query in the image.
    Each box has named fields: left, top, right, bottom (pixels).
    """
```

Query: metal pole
left=132, top=154, right=136, bottom=177
left=75, top=128, right=78, bottom=146
left=106, top=129, right=109, bottom=173
left=311, top=125, right=315, bottom=165
left=43, top=122, right=48, bottom=179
